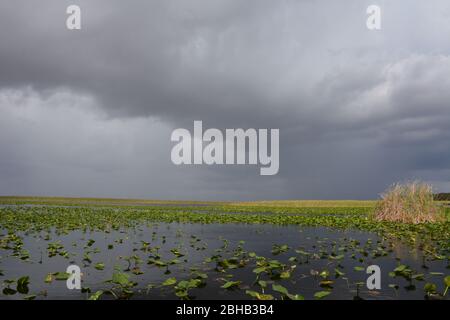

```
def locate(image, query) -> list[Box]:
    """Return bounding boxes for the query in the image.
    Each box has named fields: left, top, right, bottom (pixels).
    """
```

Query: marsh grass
left=374, top=181, right=444, bottom=224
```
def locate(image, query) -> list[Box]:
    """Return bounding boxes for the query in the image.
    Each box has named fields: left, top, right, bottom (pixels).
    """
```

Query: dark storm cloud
left=1, top=0, right=450, bottom=199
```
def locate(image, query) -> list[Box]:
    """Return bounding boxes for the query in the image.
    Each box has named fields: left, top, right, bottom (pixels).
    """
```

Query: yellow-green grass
left=230, top=200, right=378, bottom=208
left=0, top=196, right=378, bottom=207
left=0, top=197, right=448, bottom=216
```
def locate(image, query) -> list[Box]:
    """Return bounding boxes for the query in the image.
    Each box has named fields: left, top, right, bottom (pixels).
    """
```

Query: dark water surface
left=0, top=223, right=448, bottom=300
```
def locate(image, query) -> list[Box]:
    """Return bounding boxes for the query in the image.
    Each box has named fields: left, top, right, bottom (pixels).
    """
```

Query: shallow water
left=1, top=223, right=447, bottom=300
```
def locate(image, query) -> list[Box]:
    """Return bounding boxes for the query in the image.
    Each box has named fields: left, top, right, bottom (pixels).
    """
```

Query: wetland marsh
left=0, top=197, right=448, bottom=300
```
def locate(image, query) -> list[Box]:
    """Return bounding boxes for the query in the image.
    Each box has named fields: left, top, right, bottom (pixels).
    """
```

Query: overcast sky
left=1, top=0, right=450, bottom=200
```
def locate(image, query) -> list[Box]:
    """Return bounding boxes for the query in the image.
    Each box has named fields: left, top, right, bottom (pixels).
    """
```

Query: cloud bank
left=1, top=0, right=450, bottom=200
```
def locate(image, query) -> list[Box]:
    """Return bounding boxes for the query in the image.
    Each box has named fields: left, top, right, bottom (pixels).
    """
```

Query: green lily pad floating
left=314, top=291, right=331, bottom=299
left=257, top=280, right=267, bottom=289
left=111, top=272, right=131, bottom=286
left=411, top=274, right=424, bottom=281
left=88, top=290, right=104, bottom=300
left=354, top=266, right=365, bottom=272
left=253, top=267, right=266, bottom=274
left=272, top=284, right=304, bottom=300
left=131, top=267, right=143, bottom=275
left=191, top=272, right=207, bottom=280
left=83, top=253, right=92, bottom=264
left=162, top=277, right=177, bottom=286
left=287, top=294, right=304, bottom=300
left=95, top=263, right=105, bottom=271
left=3, top=287, right=17, bottom=295
left=424, top=283, right=437, bottom=294
left=272, top=284, right=288, bottom=296
left=444, top=275, right=450, bottom=287
left=334, top=268, right=345, bottom=277
left=174, top=279, right=202, bottom=299
left=271, top=244, right=289, bottom=255
left=393, top=265, right=407, bottom=272
left=444, top=276, right=450, bottom=296
left=17, top=276, right=30, bottom=294
left=246, top=290, right=274, bottom=300
left=44, top=273, right=53, bottom=283
left=170, top=248, right=185, bottom=257
left=176, top=279, right=201, bottom=290
left=329, top=254, right=344, bottom=261
left=54, top=272, right=70, bottom=281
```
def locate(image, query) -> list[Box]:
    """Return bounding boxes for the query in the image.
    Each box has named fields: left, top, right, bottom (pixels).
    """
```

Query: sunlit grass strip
left=0, top=197, right=378, bottom=208
left=374, top=182, right=445, bottom=224
left=230, top=200, right=378, bottom=208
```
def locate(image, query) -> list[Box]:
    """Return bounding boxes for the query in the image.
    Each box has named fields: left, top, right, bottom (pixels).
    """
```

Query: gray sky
left=1, top=0, right=450, bottom=200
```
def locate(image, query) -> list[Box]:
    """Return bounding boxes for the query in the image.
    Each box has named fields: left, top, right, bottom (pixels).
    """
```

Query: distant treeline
left=434, top=193, right=450, bottom=201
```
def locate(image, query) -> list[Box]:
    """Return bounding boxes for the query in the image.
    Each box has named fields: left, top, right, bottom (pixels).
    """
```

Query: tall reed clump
left=374, top=181, right=444, bottom=224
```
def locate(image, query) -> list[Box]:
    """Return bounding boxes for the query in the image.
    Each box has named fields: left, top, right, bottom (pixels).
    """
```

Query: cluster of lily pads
left=0, top=204, right=449, bottom=300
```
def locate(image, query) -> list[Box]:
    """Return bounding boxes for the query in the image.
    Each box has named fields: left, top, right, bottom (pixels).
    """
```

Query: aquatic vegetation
left=95, top=263, right=105, bottom=271
left=374, top=181, right=445, bottom=224
left=245, top=290, right=274, bottom=300
left=2, top=276, right=30, bottom=296
left=314, top=291, right=331, bottom=299
left=174, top=279, right=203, bottom=299
left=162, top=277, right=177, bottom=286
left=54, top=272, right=70, bottom=280
left=272, top=284, right=304, bottom=300
left=104, top=269, right=137, bottom=299
left=272, top=244, right=290, bottom=255
left=0, top=198, right=448, bottom=300
left=88, top=290, right=104, bottom=300
left=444, top=276, right=450, bottom=296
